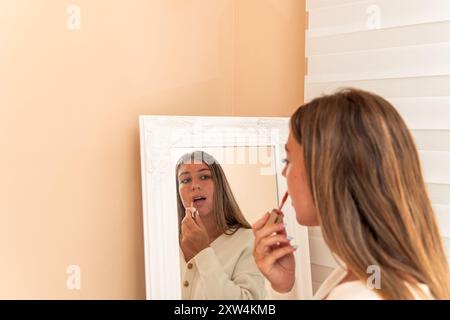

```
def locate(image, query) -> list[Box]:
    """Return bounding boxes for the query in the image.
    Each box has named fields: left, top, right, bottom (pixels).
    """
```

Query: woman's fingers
left=262, top=245, right=297, bottom=267
left=183, top=202, right=197, bottom=221
left=194, top=213, right=206, bottom=230
left=181, top=217, right=190, bottom=234
left=254, top=222, right=286, bottom=246
left=260, top=234, right=291, bottom=248
left=183, top=207, right=204, bottom=234
left=189, top=202, right=197, bottom=218
left=254, top=234, right=291, bottom=258
left=182, top=209, right=196, bottom=233
left=185, top=207, right=196, bottom=220
left=275, top=220, right=287, bottom=237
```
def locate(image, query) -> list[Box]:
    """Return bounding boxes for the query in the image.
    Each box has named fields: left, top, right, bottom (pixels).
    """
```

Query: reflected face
left=282, top=132, right=318, bottom=226
left=177, top=162, right=214, bottom=217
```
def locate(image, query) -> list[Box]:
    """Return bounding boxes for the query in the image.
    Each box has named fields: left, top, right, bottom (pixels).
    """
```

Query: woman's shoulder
left=229, top=226, right=254, bottom=239
left=326, top=280, right=434, bottom=300
left=217, top=227, right=254, bottom=249
left=325, top=281, right=383, bottom=300
left=212, top=226, right=253, bottom=248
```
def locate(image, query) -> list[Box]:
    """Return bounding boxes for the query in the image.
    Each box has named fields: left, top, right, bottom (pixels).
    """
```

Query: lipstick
left=266, top=192, right=289, bottom=225
left=189, top=201, right=198, bottom=219
left=278, top=191, right=289, bottom=211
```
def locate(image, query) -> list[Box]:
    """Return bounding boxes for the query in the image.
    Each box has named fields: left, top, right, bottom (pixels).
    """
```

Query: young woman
left=176, top=151, right=266, bottom=300
left=253, top=88, right=450, bottom=299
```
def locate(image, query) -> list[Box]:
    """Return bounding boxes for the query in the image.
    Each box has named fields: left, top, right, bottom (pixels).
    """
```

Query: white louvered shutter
left=305, top=0, right=450, bottom=293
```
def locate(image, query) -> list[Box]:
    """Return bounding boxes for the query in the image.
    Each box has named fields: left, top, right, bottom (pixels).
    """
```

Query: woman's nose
left=191, top=180, right=201, bottom=190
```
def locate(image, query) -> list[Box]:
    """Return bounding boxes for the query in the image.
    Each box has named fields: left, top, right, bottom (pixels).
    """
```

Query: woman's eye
left=282, top=158, right=289, bottom=164
left=200, top=175, right=211, bottom=180
left=180, top=178, right=191, bottom=184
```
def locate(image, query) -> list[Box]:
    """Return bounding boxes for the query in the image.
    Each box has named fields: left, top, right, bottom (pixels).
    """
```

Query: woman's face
left=177, top=162, right=214, bottom=217
left=282, top=132, right=319, bottom=226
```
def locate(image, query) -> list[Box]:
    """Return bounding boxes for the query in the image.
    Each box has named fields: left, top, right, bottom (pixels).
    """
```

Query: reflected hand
left=252, top=210, right=297, bottom=293
left=180, top=203, right=210, bottom=262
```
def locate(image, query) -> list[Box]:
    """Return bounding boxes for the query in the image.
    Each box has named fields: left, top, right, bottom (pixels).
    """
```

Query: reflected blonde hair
left=175, top=151, right=251, bottom=236
left=290, top=88, right=450, bottom=299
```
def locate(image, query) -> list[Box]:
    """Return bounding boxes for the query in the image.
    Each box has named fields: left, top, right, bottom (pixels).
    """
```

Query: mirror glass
left=172, top=146, right=278, bottom=299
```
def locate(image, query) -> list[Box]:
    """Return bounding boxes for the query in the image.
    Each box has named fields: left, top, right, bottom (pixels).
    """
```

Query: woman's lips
left=193, top=197, right=207, bottom=207
left=194, top=199, right=206, bottom=206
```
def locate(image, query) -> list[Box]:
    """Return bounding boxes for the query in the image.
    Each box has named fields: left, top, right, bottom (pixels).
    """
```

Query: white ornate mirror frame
left=139, top=115, right=312, bottom=300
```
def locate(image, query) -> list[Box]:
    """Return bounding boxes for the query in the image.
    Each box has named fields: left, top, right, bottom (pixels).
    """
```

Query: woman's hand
left=252, top=211, right=297, bottom=293
left=180, top=203, right=210, bottom=262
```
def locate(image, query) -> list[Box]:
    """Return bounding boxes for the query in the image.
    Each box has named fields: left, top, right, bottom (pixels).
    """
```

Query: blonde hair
left=290, top=88, right=450, bottom=299
left=175, top=151, right=251, bottom=236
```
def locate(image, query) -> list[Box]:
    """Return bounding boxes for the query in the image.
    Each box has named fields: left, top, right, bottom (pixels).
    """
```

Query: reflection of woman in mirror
left=253, top=88, right=450, bottom=299
left=176, top=151, right=266, bottom=299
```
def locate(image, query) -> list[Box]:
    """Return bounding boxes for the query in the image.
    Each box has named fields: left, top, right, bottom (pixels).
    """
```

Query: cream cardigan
left=179, top=227, right=266, bottom=300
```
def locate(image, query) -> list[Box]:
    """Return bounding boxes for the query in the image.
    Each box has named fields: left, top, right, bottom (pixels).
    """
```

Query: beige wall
left=0, top=0, right=305, bottom=299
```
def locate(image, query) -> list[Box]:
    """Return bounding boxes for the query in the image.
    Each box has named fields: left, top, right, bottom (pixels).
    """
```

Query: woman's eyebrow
left=178, top=168, right=209, bottom=177
left=178, top=171, right=190, bottom=178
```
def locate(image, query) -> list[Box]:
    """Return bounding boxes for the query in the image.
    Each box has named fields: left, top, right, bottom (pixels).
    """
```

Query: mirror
left=139, top=115, right=312, bottom=300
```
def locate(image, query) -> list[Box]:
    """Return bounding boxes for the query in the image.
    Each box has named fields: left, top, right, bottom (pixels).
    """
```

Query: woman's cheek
left=179, top=187, right=189, bottom=207
left=287, top=166, right=297, bottom=192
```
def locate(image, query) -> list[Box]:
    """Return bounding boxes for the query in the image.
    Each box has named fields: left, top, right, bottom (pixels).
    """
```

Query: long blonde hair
left=290, top=88, right=450, bottom=299
left=175, top=151, right=251, bottom=236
